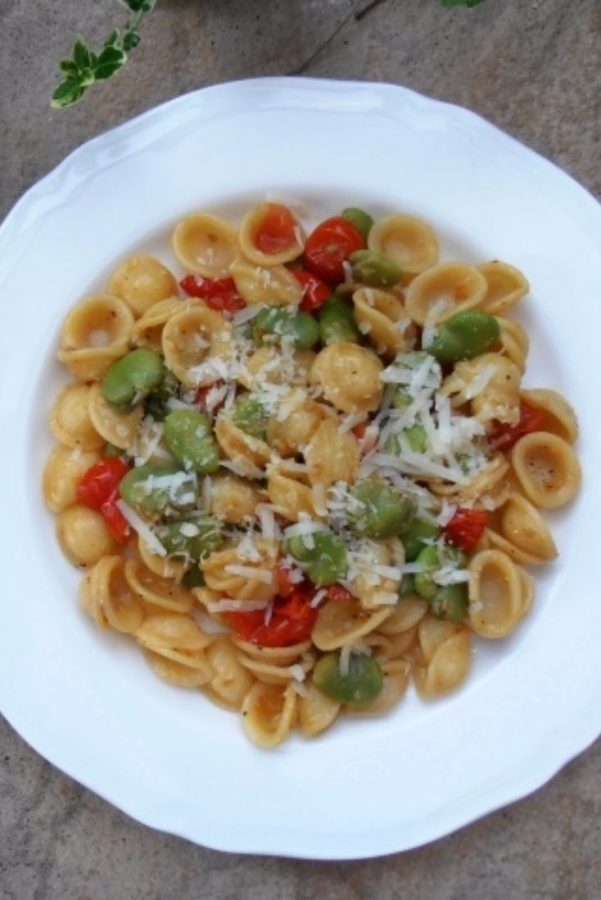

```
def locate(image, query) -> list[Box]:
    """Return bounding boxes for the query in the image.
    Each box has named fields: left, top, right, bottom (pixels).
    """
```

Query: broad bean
left=349, top=249, right=403, bottom=287
left=253, top=307, right=320, bottom=349
left=163, top=410, right=220, bottom=474
left=427, top=310, right=500, bottom=364
left=402, top=517, right=440, bottom=561
left=119, top=463, right=197, bottom=516
left=347, top=481, right=415, bottom=538
left=430, top=583, right=468, bottom=623
left=283, top=530, right=347, bottom=585
left=414, top=544, right=466, bottom=600
left=318, top=296, right=359, bottom=344
left=231, top=394, right=269, bottom=441
left=102, top=348, right=164, bottom=410
left=341, top=207, right=374, bottom=241
left=154, top=514, right=223, bottom=562
left=313, top=652, right=383, bottom=707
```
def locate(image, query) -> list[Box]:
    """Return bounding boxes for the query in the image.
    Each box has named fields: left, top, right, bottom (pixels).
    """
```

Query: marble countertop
left=2, top=1, right=600, bottom=897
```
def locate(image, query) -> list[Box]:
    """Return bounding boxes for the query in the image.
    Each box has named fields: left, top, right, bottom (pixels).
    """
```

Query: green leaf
left=93, top=46, right=127, bottom=80
left=73, top=37, right=92, bottom=70
left=123, top=29, right=141, bottom=51
left=51, top=78, right=86, bottom=109
left=118, top=0, right=158, bottom=12
left=59, top=59, right=79, bottom=75
left=104, top=30, right=120, bottom=48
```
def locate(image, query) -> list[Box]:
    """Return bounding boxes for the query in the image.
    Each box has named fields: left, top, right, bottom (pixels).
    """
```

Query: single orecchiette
left=109, top=254, right=178, bottom=318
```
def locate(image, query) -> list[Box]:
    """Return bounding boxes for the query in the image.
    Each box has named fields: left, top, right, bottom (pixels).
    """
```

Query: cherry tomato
left=254, top=203, right=297, bottom=254
left=351, top=421, right=377, bottom=454
left=443, top=508, right=489, bottom=553
left=77, top=458, right=131, bottom=510
left=487, top=400, right=546, bottom=452
left=226, top=590, right=318, bottom=648
left=179, top=275, right=246, bottom=314
left=303, top=216, right=365, bottom=283
left=101, top=492, right=131, bottom=543
left=293, top=269, right=331, bottom=312
left=276, top=562, right=303, bottom=598
left=195, top=382, right=225, bottom=417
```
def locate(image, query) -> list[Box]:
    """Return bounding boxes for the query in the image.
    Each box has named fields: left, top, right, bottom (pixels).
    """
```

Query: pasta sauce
left=43, top=201, right=581, bottom=747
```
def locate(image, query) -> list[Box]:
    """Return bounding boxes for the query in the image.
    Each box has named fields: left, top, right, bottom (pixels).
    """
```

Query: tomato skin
left=77, top=458, right=131, bottom=510
left=179, top=275, right=246, bottom=314
left=303, top=216, right=365, bottom=283
left=254, top=203, right=297, bottom=254
left=226, top=590, right=318, bottom=647
left=443, top=508, right=489, bottom=553
left=100, top=492, right=131, bottom=543
left=77, top=458, right=132, bottom=543
left=488, top=400, right=546, bottom=452
left=276, top=562, right=302, bottom=598
left=293, top=269, right=331, bottom=312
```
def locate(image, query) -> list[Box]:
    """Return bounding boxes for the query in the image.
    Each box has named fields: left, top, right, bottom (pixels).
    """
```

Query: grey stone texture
left=1, top=0, right=600, bottom=896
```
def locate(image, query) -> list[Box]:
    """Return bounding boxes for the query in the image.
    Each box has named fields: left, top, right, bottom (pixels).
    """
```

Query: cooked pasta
left=44, top=200, right=581, bottom=747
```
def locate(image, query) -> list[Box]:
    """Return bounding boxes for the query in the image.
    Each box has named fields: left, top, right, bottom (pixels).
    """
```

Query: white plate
left=1, top=78, right=600, bottom=860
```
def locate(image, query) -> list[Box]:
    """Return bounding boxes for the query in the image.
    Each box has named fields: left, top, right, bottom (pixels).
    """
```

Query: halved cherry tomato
left=276, top=562, right=303, bottom=598
left=101, top=492, right=131, bottom=543
left=77, top=458, right=131, bottom=510
left=254, top=203, right=297, bottom=254
left=77, top=458, right=132, bottom=544
left=303, top=216, right=365, bottom=283
left=325, top=584, right=353, bottom=603
left=487, top=400, right=546, bottom=452
left=293, top=269, right=331, bottom=312
left=226, top=590, right=318, bottom=648
left=179, top=275, right=246, bottom=314
left=351, top=421, right=378, bottom=454
left=443, top=508, right=489, bottom=553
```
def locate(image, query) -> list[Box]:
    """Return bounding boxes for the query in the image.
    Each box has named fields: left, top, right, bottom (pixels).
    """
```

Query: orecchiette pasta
left=109, top=255, right=178, bottom=317
left=44, top=200, right=581, bottom=747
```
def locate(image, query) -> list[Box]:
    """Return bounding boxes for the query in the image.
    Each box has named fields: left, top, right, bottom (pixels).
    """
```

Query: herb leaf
left=50, top=0, right=158, bottom=109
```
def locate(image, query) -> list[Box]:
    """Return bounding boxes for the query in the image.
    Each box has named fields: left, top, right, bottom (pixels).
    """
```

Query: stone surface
left=1, top=0, right=600, bottom=897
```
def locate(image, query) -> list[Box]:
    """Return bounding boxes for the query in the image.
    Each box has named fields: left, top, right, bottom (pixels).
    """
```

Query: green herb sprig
left=51, top=0, right=158, bottom=109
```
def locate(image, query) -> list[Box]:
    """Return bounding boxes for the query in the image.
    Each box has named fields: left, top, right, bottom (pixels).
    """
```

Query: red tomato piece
left=254, top=203, right=297, bottom=255
left=293, top=269, right=331, bottom=312
left=76, top=458, right=131, bottom=511
left=226, top=590, right=318, bottom=648
left=303, top=216, right=365, bottom=283
left=325, top=584, right=353, bottom=603
left=179, top=275, right=246, bottom=314
left=276, top=562, right=302, bottom=598
left=487, top=400, right=546, bottom=452
left=101, top=492, right=131, bottom=543
left=443, top=508, right=489, bottom=553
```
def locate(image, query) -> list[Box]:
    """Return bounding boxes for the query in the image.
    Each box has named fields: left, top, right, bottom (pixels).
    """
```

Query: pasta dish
left=42, top=201, right=581, bottom=747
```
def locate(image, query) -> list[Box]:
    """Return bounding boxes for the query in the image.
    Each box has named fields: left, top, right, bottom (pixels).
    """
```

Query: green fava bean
left=154, top=515, right=223, bottom=562
left=102, top=348, right=164, bottom=410
left=318, top=296, right=359, bottom=344
left=427, top=311, right=500, bottom=364
left=163, top=410, right=220, bottom=474
left=143, top=369, right=180, bottom=422
left=413, top=544, right=441, bottom=600
left=253, top=307, right=320, bottom=350
left=283, top=531, right=347, bottom=585
left=119, top=464, right=197, bottom=517
left=341, top=207, right=374, bottom=241
left=349, top=249, right=403, bottom=288
left=347, top=482, right=415, bottom=539
left=403, top=518, right=440, bottom=561
left=430, top=583, right=469, bottom=623
left=414, top=544, right=466, bottom=600
left=313, top=652, right=383, bottom=707
left=231, top=394, right=269, bottom=440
